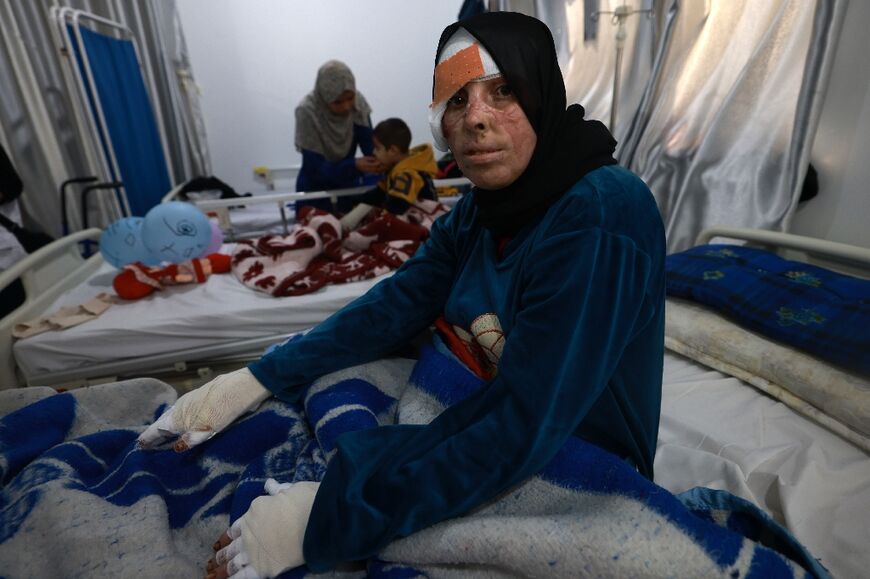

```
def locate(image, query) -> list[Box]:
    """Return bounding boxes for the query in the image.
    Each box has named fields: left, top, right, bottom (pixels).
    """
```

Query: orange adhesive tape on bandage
left=432, top=44, right=485, bottom=106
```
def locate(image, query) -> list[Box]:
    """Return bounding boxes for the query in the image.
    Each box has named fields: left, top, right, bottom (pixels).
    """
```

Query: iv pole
left=592, top=3, right=654, bottom=131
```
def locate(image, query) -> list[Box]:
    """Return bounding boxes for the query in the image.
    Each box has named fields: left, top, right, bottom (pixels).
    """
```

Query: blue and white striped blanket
left=0, top=345, right=828, bottom=578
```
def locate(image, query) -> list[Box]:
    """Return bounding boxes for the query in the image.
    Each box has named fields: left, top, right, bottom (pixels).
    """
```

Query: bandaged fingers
left=263, top=477, right=295, bottom=495
left=213, top=523, right=259, bottom=578
left=215, top=522, right=243, bottom=565
left=210, top=478, right=319, bottom=579
left=217, top=539, right=248, bottom=573
left=207, top=523, right=245, bottom=578
left=136, top=403, right=181, bottom=449
left=136, top=404, right=215, bottom=451
left=225, top=480, right=321, bottom=578
left=137, top=367, right=270, bottom=451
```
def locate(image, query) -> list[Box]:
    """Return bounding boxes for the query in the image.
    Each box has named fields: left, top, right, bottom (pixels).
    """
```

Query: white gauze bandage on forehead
left=429, top=28, right=501, bottom=151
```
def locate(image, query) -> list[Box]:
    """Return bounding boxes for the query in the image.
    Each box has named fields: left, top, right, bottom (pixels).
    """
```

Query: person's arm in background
left=297, top=125, right=380, bottom=191
left=356, top=186, right=387, bottom=207
left=298, top=149, right=364, bottom=191
left=381, top=170, right=431, bottom=215
left=383, top=194, right=411, bottom=215
left=355, top=122, right=374, bottom=156
left=295, top=106, right=379, bottom=190
left=354, top=123, right=383, bottom=187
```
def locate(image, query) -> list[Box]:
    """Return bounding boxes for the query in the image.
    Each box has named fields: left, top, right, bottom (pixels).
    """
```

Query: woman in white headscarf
left=294, top=60, right=383, bottom=209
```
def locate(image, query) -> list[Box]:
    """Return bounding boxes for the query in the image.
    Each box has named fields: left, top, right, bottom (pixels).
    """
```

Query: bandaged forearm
left=239, top=481, right=320, bottom=577
left=173, top=367, right=270, bottom=439
left=339, top=203, right=374, bottom=232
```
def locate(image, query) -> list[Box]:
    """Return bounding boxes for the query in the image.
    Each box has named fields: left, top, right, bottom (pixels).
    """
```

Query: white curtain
left=622, top=0, right=845, bottom=252
left=0, top=1, right=88, bottom=238
left=0, top=0, right=210, bottom=237
left=538, top=0, right=845, bottom=253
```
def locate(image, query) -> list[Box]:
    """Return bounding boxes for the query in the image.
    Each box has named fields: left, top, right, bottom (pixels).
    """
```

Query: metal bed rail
left=189, top=177, right=472, bottom=239
left=696, top=226, right=870, bottom=275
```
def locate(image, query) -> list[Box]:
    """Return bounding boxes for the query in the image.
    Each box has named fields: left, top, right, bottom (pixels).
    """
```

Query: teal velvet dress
left=248, top=164, right=666, bottom=571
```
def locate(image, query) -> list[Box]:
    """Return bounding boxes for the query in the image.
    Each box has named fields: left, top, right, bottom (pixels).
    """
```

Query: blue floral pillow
left=666, top=244, right=870, bottom=375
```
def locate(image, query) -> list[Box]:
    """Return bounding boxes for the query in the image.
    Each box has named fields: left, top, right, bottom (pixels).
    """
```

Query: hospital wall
left=176, top=0, right=463, bottom=193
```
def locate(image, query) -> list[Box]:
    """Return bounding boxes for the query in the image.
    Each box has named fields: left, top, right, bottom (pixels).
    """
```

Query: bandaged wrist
left=173, top=367, right=270, bottom=436
left=239, top=481, right=321, bottom=578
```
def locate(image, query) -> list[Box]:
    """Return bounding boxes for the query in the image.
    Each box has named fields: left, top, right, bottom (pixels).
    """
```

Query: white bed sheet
left=657, top=350, right=869, bottom=579
left=13, top=249, right=388, bottom=379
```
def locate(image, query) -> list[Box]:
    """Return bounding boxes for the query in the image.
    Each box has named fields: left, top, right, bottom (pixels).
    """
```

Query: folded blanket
left=0, top=348, right=829, bottom=578
left=666, top=244, right=870, bottom=375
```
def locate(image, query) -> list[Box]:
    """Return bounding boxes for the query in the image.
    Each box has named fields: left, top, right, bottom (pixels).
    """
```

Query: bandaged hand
left=208, top=479, right=320, bottom=579
left=137, top=367, right=270, bottom=451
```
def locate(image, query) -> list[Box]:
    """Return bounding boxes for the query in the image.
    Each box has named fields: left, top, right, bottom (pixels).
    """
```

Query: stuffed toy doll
left=113, top=253, right=231, bottom=300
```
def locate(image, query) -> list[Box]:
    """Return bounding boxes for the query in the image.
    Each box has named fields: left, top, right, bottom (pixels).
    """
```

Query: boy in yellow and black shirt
left=339, top=118, right=439, bottom=220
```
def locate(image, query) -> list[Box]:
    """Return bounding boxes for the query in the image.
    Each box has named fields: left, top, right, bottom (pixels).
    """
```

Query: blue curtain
left=72, top=26, right=171, bottom=216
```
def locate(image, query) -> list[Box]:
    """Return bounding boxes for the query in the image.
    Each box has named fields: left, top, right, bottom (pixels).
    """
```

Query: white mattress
left=13, top=247, right=388, bottom=380
left=657, top=351, right=869, bottom=579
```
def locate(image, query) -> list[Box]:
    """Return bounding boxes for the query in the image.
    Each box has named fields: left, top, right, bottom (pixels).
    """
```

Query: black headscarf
left=434, top=12, right=617, bottom=236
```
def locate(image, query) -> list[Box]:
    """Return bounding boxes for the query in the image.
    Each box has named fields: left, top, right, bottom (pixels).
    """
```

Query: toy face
left=100, top=216, right=157, bottom=268
left=141, top=201, right=210, bottom=262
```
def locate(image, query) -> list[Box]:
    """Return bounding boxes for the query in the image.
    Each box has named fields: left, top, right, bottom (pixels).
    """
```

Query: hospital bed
left=0, top=228, right=388, bottom=389
left=656, top=226, right=869, bottom=579
left=0, top=226, right=867, bottom=577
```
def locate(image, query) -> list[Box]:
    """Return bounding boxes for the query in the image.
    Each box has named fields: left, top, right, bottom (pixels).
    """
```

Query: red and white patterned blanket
left=231, top=200, right=449, bottom=296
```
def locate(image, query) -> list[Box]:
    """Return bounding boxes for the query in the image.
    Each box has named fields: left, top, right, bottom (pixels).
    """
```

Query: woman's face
left=327, top=90, right=356, bottom=116
left=442, top=77, right=537, bottom=189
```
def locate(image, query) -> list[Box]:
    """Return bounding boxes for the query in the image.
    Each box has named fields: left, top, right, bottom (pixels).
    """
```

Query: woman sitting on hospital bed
left=294, top=60, right=384, bottom=211
left=140, top=12, right=666, bottom=578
